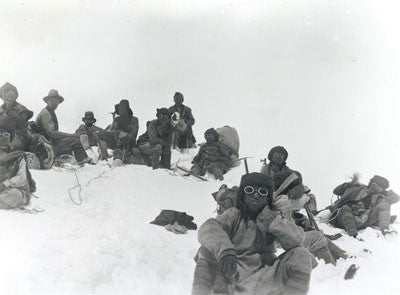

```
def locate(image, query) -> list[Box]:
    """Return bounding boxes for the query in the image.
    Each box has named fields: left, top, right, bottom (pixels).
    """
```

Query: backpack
left=212, top=184, right=239, bottom=215
left=216, top=126, right=240, bottom=167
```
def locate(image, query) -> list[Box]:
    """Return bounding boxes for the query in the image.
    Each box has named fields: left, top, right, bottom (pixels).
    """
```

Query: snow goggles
left=273, top=152, right=285, bottom=159
left=158, top=114, right=170, bottom=119
left=243, top=186, right=269, bottom=197
left=0, top=132, right=11, bottom=139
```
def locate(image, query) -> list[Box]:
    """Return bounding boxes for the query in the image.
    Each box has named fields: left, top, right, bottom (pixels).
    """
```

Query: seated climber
left=0, top=118, right=36, bottom=210
left=108, top=99, right=139, bottom=164
left=35, top=89, right=93, bottom=165
left=190, top=128, right=233, bottom=181
left=169, top=92, right=196, bottom=149
left=137, top=108, right=174, bottom=169
left=0, top=82, right=34, bottom=151
left=261, top=146, right=341, bottom=265
left=261, top=145, right=304, bottom=199
left=75, top=111, right=113, bottom=161
left=192, top=173, right=315, bottom=295
left=329, top=174, right=399, bottom=237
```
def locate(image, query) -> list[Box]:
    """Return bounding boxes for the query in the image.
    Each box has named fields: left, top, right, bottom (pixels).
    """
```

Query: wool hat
left=43, top=89, right=64, bottom=104
left=115, top=99, right=133, bottom=116
left=267, top=146, right=288, bottom=162
left=0, top=82, right=18, bottom=99
left=173, top=92, right=184, bottom=101
left=369, top=175, right=389, bottom=190
left=156, top=108, right=170, bottom=117
left=237, top=172, right=275, bottom=201
left=82, top=111, right=96, bottom=123
left=204, top=128, right=219, bottom=141
left=0, top=117, right=16, bottom=141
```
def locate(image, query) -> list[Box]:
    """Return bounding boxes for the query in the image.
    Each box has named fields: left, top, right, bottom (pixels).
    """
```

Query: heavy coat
left=261, top=163, right=304, bottom=200
left=0, top=102, right=33, bottom=130
left=330, top=182, right=399, bottom=227
left=75, top=124, right=104, bottom=147
left=192, top=142, right=233, bottom=172
left=35, top=107, right=73, bottom=140
left=169, top=104, right=196, bottom=147
left=111, top=114, right=139, bottom=146
left=137, top=119, right=174, bottom=149
left=198, top=206, right=311, bottom=294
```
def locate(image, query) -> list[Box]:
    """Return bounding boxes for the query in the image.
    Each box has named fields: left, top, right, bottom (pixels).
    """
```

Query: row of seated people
left=0, top=82, right=196, bottom=168
left=0, top=82, right=239, bottom=180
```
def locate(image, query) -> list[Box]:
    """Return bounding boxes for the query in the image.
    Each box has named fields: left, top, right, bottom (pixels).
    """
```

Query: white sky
left=1, top=0, right=400, bottom=204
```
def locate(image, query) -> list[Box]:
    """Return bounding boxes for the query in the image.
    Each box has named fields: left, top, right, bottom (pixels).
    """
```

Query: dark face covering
left=205, top=133, right=216, bottom=144
left=84, top=119, right=95, bottom=128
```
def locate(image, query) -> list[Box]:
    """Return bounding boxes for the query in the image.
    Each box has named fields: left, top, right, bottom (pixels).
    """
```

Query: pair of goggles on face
left=0, top=132, right=11, bottom=139
left=158, top=114, right=170, bottom=119
left=273, top=152, right=285, bottom=159
left=243, top=186, right=269, bottom=197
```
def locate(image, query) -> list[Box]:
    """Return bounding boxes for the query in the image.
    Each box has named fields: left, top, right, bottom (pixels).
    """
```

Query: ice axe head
left=236, top=157, right=253, bottom=174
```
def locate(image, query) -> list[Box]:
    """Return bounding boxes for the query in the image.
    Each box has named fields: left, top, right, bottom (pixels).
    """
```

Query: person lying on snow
left=190, top=128, right=233, bottom=181
left=0, top=82, right=34, bottom=151
left=35, top=89, right=94, bottom=165
left=260, top=145, right=344, bottom=265
left=329, top=174, right=399, bottom=237
left=0, top=118, right=36, bottom=209
left=168, top=91, right=196, bottom=149
left=137, top=108, right=174, bottom=169
left=192, top=173, right=316, bottom=295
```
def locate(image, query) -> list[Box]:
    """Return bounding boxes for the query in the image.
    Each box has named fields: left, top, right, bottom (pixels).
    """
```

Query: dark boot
left=211, top=166, right=224, bottom=181
left=326, top=239, right=348, bottom=260
left=339, top=206, right=358, bottom=238
left=151, top=154, right=160, bottom=169
left=97, top=140, right=109, bottom=160
left=312, top=246, right=336, bottom=265
left=160, top=152, right=171, bottom=169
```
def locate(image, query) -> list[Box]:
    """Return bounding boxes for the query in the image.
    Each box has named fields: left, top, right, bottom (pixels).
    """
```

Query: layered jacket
left=111, top=114, right=139, bottom=145
left=331, top=182, right=400, bottom=213
left=75, top=124, right=104, bottom=147
left=198, top=206, right=304, bottom=291
left=261, top=162, right=304, bottom=199
left=168, top=104, right=195, bottom=127
left=192, top=142, right=233, bottom=169
left=0, top=102, right=33, bottom=132
left=35, top=107, right=74, bottom=141
left=137, top=119, right=174, bottom=148
left=0, top=150, right=35, bottom=194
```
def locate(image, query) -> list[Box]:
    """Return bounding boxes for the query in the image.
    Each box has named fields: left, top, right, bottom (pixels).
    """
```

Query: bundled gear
left=216, top=126, right=240, bottom=167
left=150, top=210, right=197, bottom=231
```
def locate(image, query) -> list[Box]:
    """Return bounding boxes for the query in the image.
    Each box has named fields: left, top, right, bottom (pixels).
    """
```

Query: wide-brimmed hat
left=82, top=111, right=96, bottom=122
left=43, top=89, right=64, bottom=104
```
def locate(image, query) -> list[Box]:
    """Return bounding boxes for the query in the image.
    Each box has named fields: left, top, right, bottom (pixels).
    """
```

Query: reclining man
left=35, top=89, right=93, bottom=165
left=192, top=172, right=315, bottom=295
left=137, top=108, right=174, bottom=169
left=0, top=82, right=33, bottom=151
left=329, top=174, right=399, bottom=237
left=169, top=92, right=196, bottom=149
left=190, top=128, right=233, bottom=181
left=0, top=118, right=36, bottom=209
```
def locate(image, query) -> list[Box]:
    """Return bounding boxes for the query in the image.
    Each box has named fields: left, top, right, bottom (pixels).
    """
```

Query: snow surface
left=1, top=148, right=399, bottom=295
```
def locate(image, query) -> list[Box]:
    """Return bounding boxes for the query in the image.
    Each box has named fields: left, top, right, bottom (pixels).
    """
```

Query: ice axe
left=236, top=157, right=253, bottom=174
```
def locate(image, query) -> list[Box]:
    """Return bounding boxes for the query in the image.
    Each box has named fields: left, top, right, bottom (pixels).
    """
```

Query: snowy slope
left=1, top=149, right=399, bottom=295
